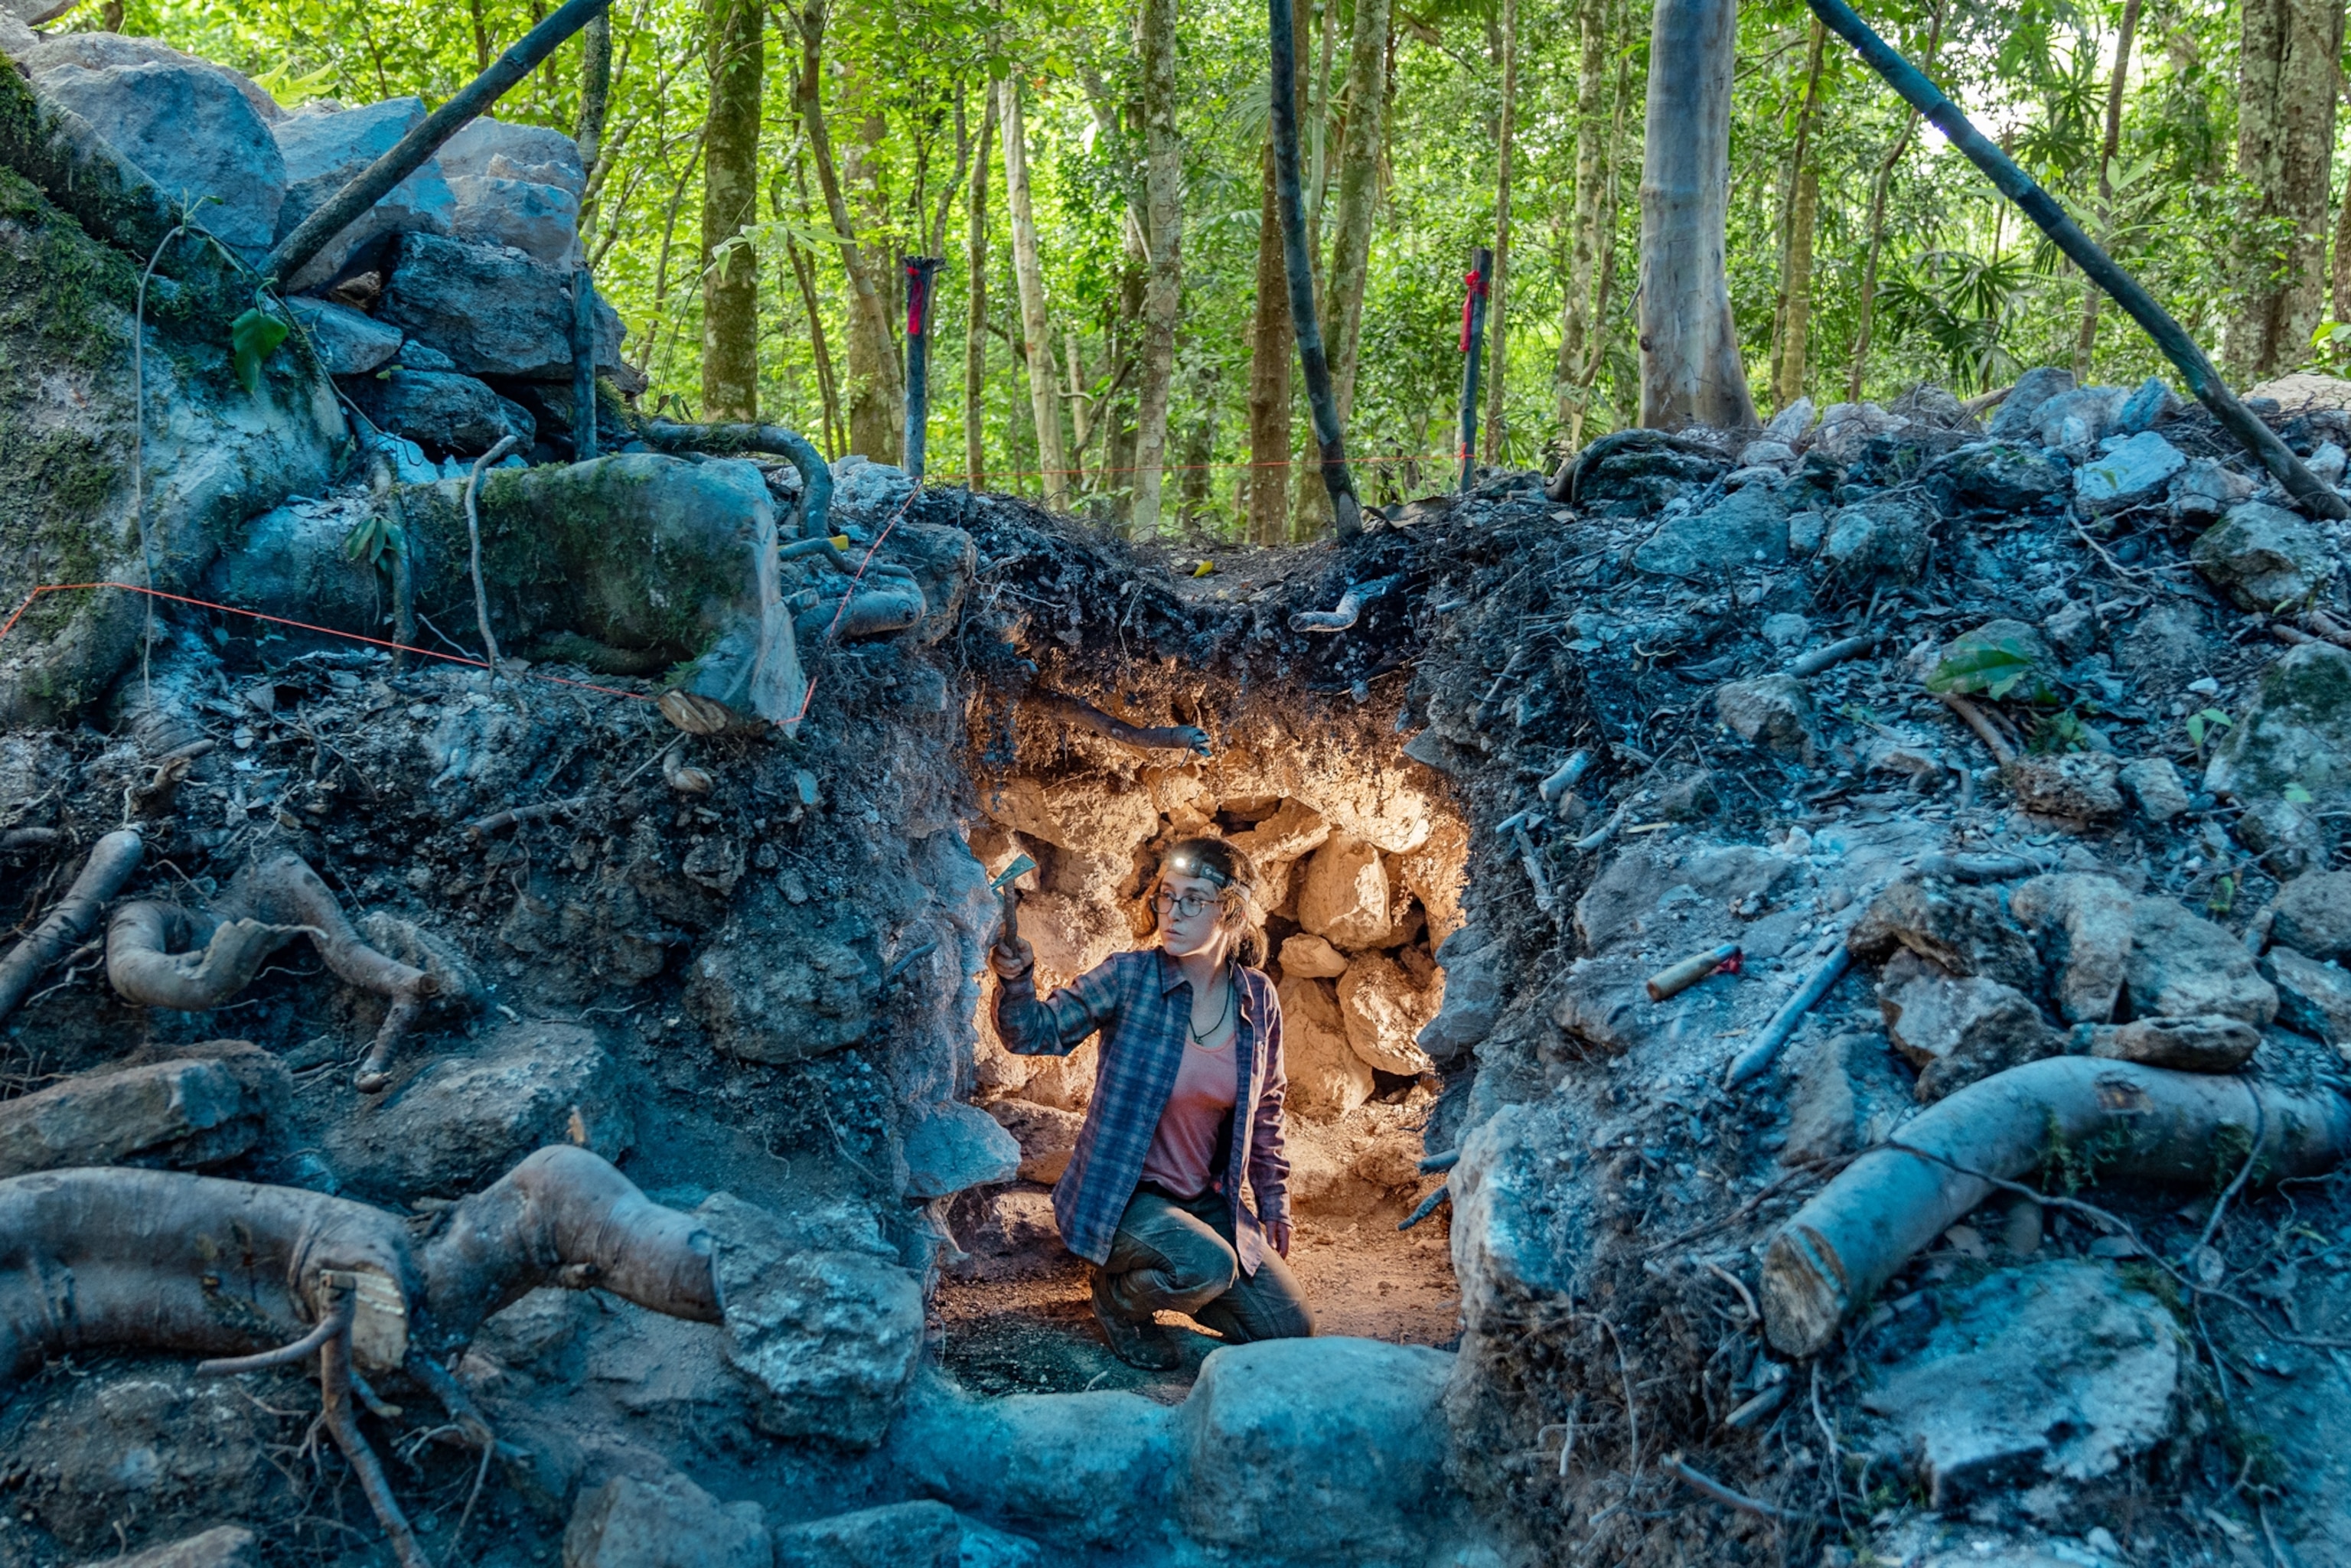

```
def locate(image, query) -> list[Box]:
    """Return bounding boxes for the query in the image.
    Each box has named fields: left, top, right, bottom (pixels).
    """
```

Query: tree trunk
left=794, top=2, right=902, bottom=461
left=787, top=158, right=844, bottom=458
left=573, top=9, right=611, bottom=244
left=1847, top=2, right=1940, bottom=400
left=1481, top=0, right=1518, bottom=463
left=1000, top=80, right=1069, bottom=508
left=2227, top=0, right=2346, bottom=383
left=1326, top=0, right=1392, bottom=424
left=1638, top=0, right=1757, bottom=431
left=699, top=0, right=763, bottom=422
left=1129, top=0, right=1184, bottom=536
left=965, top=87, right=996, bottom=490
left=1271, top=0, right=1363, bottom=540
left=2075, top=0, right=2141, bottom=377
left=1769, top=17, right=1824, bottom=411
left=1246, top=132, right=1293, bottom=546
left=1557, top=0, right=1618, bottom=443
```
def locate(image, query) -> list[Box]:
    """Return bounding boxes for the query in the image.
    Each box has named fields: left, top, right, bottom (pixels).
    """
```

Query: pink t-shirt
left=1138, top=1038, right=1240, bottom=1198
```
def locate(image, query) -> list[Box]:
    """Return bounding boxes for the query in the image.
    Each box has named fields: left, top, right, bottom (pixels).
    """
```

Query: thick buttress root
left=0, top=828, right=143, bottom=1025
left=106, top=852, right=448, bottom=1091
left=0, top=1146, right=716, bottom=1562
left=1759, top=1058, right=2351, bottom=1357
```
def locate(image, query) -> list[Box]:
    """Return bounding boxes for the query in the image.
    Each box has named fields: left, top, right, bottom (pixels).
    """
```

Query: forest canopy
left=108, top=0, right=2351, bottom=538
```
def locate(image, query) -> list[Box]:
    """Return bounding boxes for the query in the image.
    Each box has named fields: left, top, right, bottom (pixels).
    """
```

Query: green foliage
left=2185, top=706, right=2231, bottom=753
left=228, top=305, right=288, bottom=393
left=1926, top=637, right=2044, bottom=701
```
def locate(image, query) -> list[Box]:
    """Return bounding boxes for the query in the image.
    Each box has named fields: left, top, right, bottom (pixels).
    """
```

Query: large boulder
left=984, top=1098, right=1084, bottom=1183
left=269, top=96, right=454, bottom=289
left=562, top=1472, right=768, bottom=1568
left=1848, top=878, right=2043, bottom=994
left=1984, top=367, right=2075, bottom=438
left=1929, top=442, right=2069, bottom=512
left=24, top=37, right=284, bottom=253
left=1277, top=974, right=1374, bottom=1118
left=686, top=893, right=882, bottom=1063
left=1631, top=481, right=1792, bottom=577
left=322, top=1022, right=631, bottom=1198
left=1176, top=1339, right=1461, bottom=1560
left=1335, top=951, right=1437, bottom=1076
left=0, top=1049, right=284, bottom=1178
left=1819, top=498, right=1932, bottom=585
left=448, top=171, right=581, bottom=266
left=286, top=296, right=403, bottom=375
left=2192, top=502, right=2332, bottom=611
left=2206, top=642, right=2351, bottom=872
left=376, top=231, right=621, bottom=379
left=344, top=368, right=535, bottom=456
left=1295, top=832, right=1397, bottom=949
left=885, top=1379, right=1179, bottom=1550
left=436, top=115, right=588, bottom=196
left=1859, top=1261, right=2179, bottom=1509
left=2269, top=870, right=2351, bottom=959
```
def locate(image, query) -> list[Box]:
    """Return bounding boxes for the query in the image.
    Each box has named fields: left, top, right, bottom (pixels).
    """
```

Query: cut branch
left=0, top=828, right=143, bottom=1026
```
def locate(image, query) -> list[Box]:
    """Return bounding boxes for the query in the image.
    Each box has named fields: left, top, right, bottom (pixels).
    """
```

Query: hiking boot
left=1090, top=1270, right=1180, bottom=1370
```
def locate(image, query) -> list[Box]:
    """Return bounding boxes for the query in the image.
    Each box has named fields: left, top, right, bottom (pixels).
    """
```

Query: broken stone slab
left=1849, top=878, right=2044, bottom=995
left=774, top=1501, right=961, bottom=1568
left=562, top=1472, right=768, bottom=1568
left=287, top=297, right=403, bottom=377
left=2004, top=751, right=2124, bottom=823
left=2073, top=430, right=2184, bottom=515
left=1277, top=974, right=1374, bottom=1118
left=983, top=775, right=1159, bottom=856
left=2206, top=641, right=2351, bottom=875
left=1762, top=397, right=1814, bottom=444
left=703, top=1195, right=924, bottom=1448
left=1295, top=832, right=1397, bottom=949
left=1276, top=931, right=1349, bottom=978
left=2191, top=501, right=2332, bottom=611
left=1858, top=1260, right=2179, bottom=1510
left=1573, top=840, right=1795, bottom=954
left=2268, top=870, right=2351, bottom=959
left=2124, top=893, right=2279, bottom=1026
left=377, top=231, right=621, bottom=380
left=1927, top=442, right=2069, bottom=512
left=1984, top=367, right=2075, bottom=439
left=2115, top=374, right=2174, bottom=434
left=344, top=368, right=535, bottom=457
left=1819, top=497, right=1931, bottom=585
left=1418, top=924, right=1507, bottom=1065
left=269, top=96, right=454, bottom=290
left=2169, top=455, right=2260, bottom=523
left=2267, top=947, right=2351, bottom=1047
left=945, top=1187, right=1063, bottom=1282
left=1335, top=951, right=1437, bottom=1075
left=2087, top=1013, right=2260, bottom=1071
left=1811, top=401, right=1909, bottom=461
left=1714, top=673, right=1817, bottom=758
left=983, top=1098, right=1083, bottom=1183
left=2117, top=756, right=2192, bottom=823
left=1631, top=481, right=1791, bottom=578
left=23, top=37, right=284, bottom=253
left=1226, top=797, right=1332, bottom=878
left=322, top=1022, right=631, bottom=1199
left=2042, top=599, right=2097, bottom=661
left=903, top=1100, right=1022, bottom=1200
left=1176, top=1338, right=1461, bottom=1561
left=1738, top=438, right=1797, bottom=467
left=0, top=1048, right=285, bottom=1178
left=1784, top=1030, right=1915, bottom=1162
left=435, top=114, right=588, bottom=198
left=2010, top=873, right=2134, bottom=1024
left=685, top=896, right=881, bottom=1062
left=2032, top=385, right=2126, bottom=450
left=73, top=1527, right=259, bottom=1568
left=1880, top=972, right=2062, bottom=1102
left=448, top=171, right=581, bottom=266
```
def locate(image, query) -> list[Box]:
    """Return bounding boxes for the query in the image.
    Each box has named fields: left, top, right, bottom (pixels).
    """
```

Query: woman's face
left=1155, top=872, right=1232, bottom=960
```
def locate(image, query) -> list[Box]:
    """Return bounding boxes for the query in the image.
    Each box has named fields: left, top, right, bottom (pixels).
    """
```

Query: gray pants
left=1099, top=1185, right=1315, bottom=1343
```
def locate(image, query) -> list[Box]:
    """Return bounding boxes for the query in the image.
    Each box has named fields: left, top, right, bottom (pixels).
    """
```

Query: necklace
left=1189, top=975, right=1234, bottom=1047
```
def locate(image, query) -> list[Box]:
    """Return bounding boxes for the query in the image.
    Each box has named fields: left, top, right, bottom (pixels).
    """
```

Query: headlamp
left=1165, top=847, right=1231, bottom=888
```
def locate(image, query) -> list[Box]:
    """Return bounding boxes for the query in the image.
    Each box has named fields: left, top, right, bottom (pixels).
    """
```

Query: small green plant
left=2184, top=707, right=2232, bottom=756
left=1926, top=637, right=2046, bottom=700
left=2027, top=700, right=2099, bottom=754
left=2206, top=871, right=2237, bottom=916
left=2285, top=781, right=2316, bottom=804
left=230, top=303, right=289, bottom=393
left=343, top=511, right=404, bottom=569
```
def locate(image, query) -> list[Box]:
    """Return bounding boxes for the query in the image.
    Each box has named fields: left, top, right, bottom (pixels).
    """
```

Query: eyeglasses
left=1154, top=888, right=1219, bottom=919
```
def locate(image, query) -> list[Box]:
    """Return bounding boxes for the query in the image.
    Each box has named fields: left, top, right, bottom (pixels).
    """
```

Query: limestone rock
left=1859, top=1260, right=2179, bottom=1508
left=270, top=96, right=455, bottom=289
left=2207, top=642, right=2351, bottom=874
left=2011, top=874, right=2135, bottom=1024
left=2192, top=503, right=2331, bottom=611
left=704, top=1198, right=924, bottom=1447
left=0, top=1050, right=282, bottom=1178
left=436, top=115, right=588, bottom=197
left=2267, top=947, right=2351, bottom=1045
left=1226, top=797, right=1332, bottom=892
left=1418, top=925, right=1506, bottom=1065
left=26, top=39, right=284, bottom=253
left=1714, top=673, right=1817, bottom=757
left=1880, top=973, right=2062, bottom=1101
left=1931, top=442, right=2069, bottom=512
left=1820, top=498, right=1932, bottom=585
left=2115, top=375, right=2173, bottom=434
left=1335, top=952, right=1437, bottom=1076
left=1574, top=841, right=1795, bottom=954
left=345, top=369, right=534, bottom=457
left=287, top=297, right=403, bottom=376
left=448, top=172, right=580, bottom=265
left=1176, top=1339, right=1459, bottom=1560
left=2269, top=871, right=2351, bottom=959
left=2043, top=600, right=2098, bottom=662
left=883, top=1378, right=1179, bottom=1549
left=1984, top=367, right=2075, bottom=438
left=2004, top=751, right=2123, bottom=823
left=2169, top=457, right=2259, bottom=523
left=2127, top=893, right=2278, bottom=1025
left=324, top=1022, right=631, bottom=1198
left=983, top=774, right=1159, bottom=856
left=562, top=1472, right=769, bottom=1568
left=1277, top=974, right=1373, bottom=1119
left=1632, top=481, right=1792, bottom=577
left=773, top=1501, right=960, bottom=1568
left=75, top=1527, right=258, bottom=1568
left=983, top=1098, right=1084, bottom=1183
left=2117, top=756, right=2192, bottom=823
left=377, top=232, right=622, bottom=380
left=1277, top=932, right=1349, bottom=978
left=685, top=898, right=880, bottom=1063
left=1811, top=401, right=1909, bottom=461
left=903, top=1100, right=1021, bottom=1200
left=1395, top=813, right=1469, bottom=947
left=1763, top=398, right=1815, bottom=443
left=1738, top=438, right=1798, bottom=468
left=945, top=1188, right=1064, bottom=1281
left=1849, top=878, right=2043, bottom=994
left=1295, top=832, right=1394, bottom=949
left=1784, top=1031, right=1914, bottom=1162
left=2073, top=431, right=2184, bottom=514
left=2088, top=1014, right=2260, bottom=1072
left=2032, top=386, right=2125, bottom=449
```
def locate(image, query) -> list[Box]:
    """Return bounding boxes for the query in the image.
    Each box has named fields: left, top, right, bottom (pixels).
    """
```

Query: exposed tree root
left=0, top=1146, right=716, bottom=1565
left=1022, top=688, right=1213, bottom=755
left=0, top=828, right=143, bottom=1025
left=104, top=852, right=452, bottom=1091
left=1759, top=1058, right=2351, bottom=1356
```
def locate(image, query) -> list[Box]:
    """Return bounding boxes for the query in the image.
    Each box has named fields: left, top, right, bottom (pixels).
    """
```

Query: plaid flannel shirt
left=993, top=948, right=1290, bottom=1274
